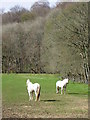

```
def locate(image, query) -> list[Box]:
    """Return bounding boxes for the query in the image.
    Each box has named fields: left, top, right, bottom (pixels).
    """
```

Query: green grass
left=2, top=74, right=88, bottom=118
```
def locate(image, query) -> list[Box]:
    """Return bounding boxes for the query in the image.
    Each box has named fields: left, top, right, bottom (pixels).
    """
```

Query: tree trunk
left=84, top=62, right=89, bottom=83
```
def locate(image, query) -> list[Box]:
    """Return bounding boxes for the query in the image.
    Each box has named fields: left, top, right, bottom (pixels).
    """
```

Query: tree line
left=2, top=0, right=50, bottom=24
left=2, top=2, right=89, bottom=83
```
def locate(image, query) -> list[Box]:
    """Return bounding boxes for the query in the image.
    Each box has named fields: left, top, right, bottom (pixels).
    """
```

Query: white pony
left=26, top=79, right=41, bottom=101
left=56, top=78, right=69, bottom=95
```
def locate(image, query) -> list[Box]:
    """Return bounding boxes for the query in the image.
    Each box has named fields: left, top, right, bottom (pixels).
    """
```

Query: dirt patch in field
left=2, top=97, right=88, bottom=118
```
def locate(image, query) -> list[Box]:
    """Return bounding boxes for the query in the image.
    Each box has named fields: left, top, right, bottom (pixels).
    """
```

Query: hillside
left=2, top=3, right=88, bottom=82
left=41, top=3, right=88, bottom=82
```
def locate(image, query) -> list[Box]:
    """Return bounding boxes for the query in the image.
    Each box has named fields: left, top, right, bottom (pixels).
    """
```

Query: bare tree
left=31, top=0, right=50, bottom=17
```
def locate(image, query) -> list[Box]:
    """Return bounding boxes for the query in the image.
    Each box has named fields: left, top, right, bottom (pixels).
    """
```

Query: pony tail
left=37, top=85, right=41, bottom=101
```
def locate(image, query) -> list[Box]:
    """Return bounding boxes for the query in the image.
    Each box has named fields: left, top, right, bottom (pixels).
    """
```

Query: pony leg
left=56, top=86, right=59, bottom=94
left=61, top=87, right=63, bottom=95
left=64, top=86, right=66, bottom=95
left=31, top=92, right=33, bottom=100
left=35, top=91, right=37, bottom=101
left=35, top=94, right=38, bottom=101
left=36, top=94, right=38, bottom=101
left=28, top=92, right=31, bottom=101
left=35, top=91, right=40, bottom=101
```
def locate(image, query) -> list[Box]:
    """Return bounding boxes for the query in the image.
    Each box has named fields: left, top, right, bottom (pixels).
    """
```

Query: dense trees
left=2, top=1, right=50, bottom=24
left=2, top=17, right=45, bottom=73
left=41, top=3, right=88, bottom=82
left=2, top=2, right=89, bottom=83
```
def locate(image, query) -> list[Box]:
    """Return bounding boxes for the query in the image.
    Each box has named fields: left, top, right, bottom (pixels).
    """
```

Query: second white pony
left=56, top=78, right=69, bottom=95
left=26, top=79, right=41, bottom=101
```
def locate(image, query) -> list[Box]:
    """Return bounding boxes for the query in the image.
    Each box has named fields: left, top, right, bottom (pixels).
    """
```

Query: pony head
left=63, top=78, right=69, bottom=84
left=26, top=79, right=30, bottom=86
left=65, top=78, right=69, bottom=84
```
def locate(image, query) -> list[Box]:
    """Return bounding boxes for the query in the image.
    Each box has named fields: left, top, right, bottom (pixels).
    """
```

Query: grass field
left=2, top=74, right=88, bottom=118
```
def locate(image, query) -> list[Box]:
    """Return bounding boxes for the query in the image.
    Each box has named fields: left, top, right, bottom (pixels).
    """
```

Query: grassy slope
left=2, top=74, right=88, bottom=118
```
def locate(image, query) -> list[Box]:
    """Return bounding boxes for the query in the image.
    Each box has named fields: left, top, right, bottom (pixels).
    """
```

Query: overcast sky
left=0, top=0, right=89, bottom=12
left=0, top=0, right=58, bottom=12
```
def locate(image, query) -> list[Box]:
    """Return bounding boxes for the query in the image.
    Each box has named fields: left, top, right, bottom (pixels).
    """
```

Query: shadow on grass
left=41, top=99, right=60, bottom=102
left=68, top=92, right=88, bottom=95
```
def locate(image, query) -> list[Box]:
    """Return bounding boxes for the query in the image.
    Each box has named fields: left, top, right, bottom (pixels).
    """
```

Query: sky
left=0, top=0, right=89, bottom=12
left=0, top=0, right=58, bottom=12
